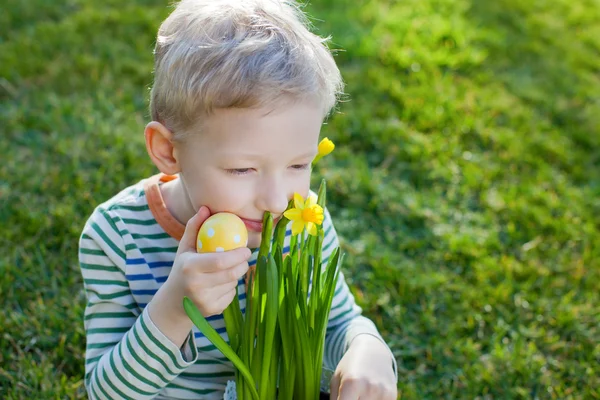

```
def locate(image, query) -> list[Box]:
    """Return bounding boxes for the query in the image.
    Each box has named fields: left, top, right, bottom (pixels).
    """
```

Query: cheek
left=203, top=183, right=247, bottom=211
left=292, top=174, right=312, bottom=200
left=185, top=173, right=245, bottom=211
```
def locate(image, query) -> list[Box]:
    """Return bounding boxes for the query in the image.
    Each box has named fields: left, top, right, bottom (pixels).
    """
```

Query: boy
left=79, top=0, right=398, bottom=398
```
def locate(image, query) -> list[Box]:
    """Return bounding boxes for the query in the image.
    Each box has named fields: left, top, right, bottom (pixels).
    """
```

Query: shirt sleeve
left=80, top=208, right=198, bottom=399
left=320, top=208, right=398, bottom=382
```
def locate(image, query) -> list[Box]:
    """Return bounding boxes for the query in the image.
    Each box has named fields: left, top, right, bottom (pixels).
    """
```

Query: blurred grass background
left=1, top=0, right=599, bottom=398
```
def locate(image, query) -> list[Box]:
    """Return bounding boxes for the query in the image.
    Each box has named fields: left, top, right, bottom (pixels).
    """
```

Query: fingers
left=207, top=261, right=249, bottom=286
left=196, top=248, right=251, bottom=273
left=337, top=380, right=362, bottom=400
left=330, top=373, right=340, bottom=400
left=196, top=279, right=239, bottom=317
left=177, top=206, right=211, bottom=255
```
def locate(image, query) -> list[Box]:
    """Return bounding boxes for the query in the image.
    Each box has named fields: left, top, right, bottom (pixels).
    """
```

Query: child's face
left=176, top=101, right=323, bottom=249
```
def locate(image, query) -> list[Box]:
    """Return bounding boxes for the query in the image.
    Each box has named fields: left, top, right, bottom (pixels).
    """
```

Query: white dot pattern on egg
left=196, top=212, right=249, bottom=253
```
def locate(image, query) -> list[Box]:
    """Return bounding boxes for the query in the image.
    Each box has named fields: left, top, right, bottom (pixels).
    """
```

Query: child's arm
left=80, top=211, right=193, bottom=399
left=80, top=208, right=200, bottom=399
left=80, top=207, right=249, bottom=399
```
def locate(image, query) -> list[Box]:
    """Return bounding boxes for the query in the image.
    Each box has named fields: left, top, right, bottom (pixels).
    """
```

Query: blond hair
left=149, top=0, right=344, bottom=139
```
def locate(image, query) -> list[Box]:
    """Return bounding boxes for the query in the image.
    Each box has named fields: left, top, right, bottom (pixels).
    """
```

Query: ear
left=144, top=121, right=181, bottom=175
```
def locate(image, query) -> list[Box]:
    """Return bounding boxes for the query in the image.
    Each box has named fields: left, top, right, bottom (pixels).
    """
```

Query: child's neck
left=160, top=177, right=196, bottom=226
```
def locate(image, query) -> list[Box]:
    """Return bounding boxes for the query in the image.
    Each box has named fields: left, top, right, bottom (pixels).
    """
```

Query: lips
left=240, top=216, right=281, bottom=232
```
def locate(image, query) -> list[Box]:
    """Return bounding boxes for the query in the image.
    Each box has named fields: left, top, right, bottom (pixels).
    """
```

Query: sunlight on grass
left=1, top=0, right=599, bottom=398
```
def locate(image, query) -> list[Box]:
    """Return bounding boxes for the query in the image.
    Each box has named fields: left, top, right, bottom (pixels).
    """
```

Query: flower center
left=301, top=205, right=324, bottom=224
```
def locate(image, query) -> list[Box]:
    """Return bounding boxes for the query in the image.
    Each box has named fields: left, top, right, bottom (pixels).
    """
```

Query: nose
left=255, top=175, right=289, bottom=217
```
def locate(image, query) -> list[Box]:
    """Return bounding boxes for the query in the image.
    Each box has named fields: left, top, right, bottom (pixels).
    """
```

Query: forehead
left=190, top=101, right=323, bottom=159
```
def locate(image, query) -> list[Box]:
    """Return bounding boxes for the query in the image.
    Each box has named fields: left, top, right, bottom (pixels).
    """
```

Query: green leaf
left=317, top=179, right=327, bottom=209
left=222, top=287, right=243, bottom=352
left=259, top=255, right=280, bottom=399
left=183, top=297, right=258, bottom=400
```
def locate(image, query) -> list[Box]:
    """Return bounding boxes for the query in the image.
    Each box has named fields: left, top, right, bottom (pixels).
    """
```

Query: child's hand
left=171, top=206, right=251, bottom=317
left=148, top=206, right=251, bottom=347
left=329, top=335, right=398, bottom=400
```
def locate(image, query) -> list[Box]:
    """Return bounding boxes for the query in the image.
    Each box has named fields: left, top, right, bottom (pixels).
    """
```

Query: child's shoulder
left=82, top=175, right=157, bottom=231
left=95, top=176, right=151, bottom=213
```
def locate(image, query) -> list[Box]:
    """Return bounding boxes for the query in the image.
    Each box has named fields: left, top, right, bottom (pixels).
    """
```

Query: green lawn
left=1, top=0, right=599, bottom=398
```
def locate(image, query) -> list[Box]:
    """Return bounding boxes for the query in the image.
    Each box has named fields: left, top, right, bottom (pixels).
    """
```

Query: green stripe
left=322, top=236, right=336, bottom=253
left=80, top=248, right=107, bottom=256
left=108, top=345, right=155, bottom=397
left=330, top=300, right=345, bottom=313
left=334, top=281, right=343, bottom=297
left=132, top=317, right=179, bottom=377
left=91, top=371, right=112, bottom=400
left=80, top=263, right=121, bottom=273
left=125, top=243, right=138, bottom=251
left=166, top=382, right=218, bottom=395
left=138, top=246, right=179, bottom=254
left=87, top=302, right=138, bottom=311
left=100, top=210, right=124, bottom=238
left=87, top=327, right=130, bottom=334
left=84, top=279, right=129, bottom=287
left=91, top=221, right=125, bottom=260
left=331, top=329, right=346, bottom=361
left=140, top=315, right=186, bottom=369
left=194, top=358, right=228, bottom=365
left=111, top=204, right=150, bottom=212
left=185, top=334, right=198, bottom=361
left=325, top=319, right=352, bottom=363
left=85, top=312, right=134, bottom=320
left=88, top=289, right=131, bottom=300
left=324, top=223, right=333, bottom=238
left=125, top=328, right=170, bottom=385
left=197, top=344, right=217, bottom=352
left=87, top=342, right=118, bottom=350
left=86, top=355, right=102, bottom=365
left=101, top=362, right=133, bottom=399
left=121, top=218, right=158, bottom=226
left=328, top=307, right=355, bottom=326
left=179, top=371, right=235, bottom=379
left=82, top=233, right=93, bottom=240
left=118, top=339, right=162, bottom=390
left=130, top=232, right=171, bottom=240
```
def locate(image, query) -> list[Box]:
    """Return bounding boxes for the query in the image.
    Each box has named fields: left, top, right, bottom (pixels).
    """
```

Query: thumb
left=177, top=206, right=211, bottom=254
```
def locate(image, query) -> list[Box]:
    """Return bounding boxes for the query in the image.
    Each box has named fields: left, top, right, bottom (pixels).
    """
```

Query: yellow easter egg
left=197, top=213, right=248, bottom=253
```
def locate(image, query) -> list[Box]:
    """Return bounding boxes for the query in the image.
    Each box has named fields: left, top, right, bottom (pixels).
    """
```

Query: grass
left=1, top=0, right=599, bottom=398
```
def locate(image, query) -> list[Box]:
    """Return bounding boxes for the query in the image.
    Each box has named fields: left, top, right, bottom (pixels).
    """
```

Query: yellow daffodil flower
left=283, top=193, right=324, bottom=236
left=312, top=137, right=335, bottom=164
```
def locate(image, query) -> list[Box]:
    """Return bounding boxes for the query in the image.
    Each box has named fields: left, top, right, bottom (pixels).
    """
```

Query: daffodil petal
left=293, top=193, right=304, bottom=209
left=306, top=194, right=317, bottom=207
left=307, top=222, right=317, bottom=236
left=318, top=138, right=335, bottom=156
left=283, top=209, right=302, bottom=221
left=291, top=219, right=305, bottom=236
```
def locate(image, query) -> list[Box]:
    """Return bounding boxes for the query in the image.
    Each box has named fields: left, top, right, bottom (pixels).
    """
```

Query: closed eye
left=226, top=168, right=253, bottom=175
left=290, top=164, right=311, bottom=170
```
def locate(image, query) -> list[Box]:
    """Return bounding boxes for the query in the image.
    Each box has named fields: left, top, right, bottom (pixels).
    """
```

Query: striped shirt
left=79, top=173, right=395, bottom=399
